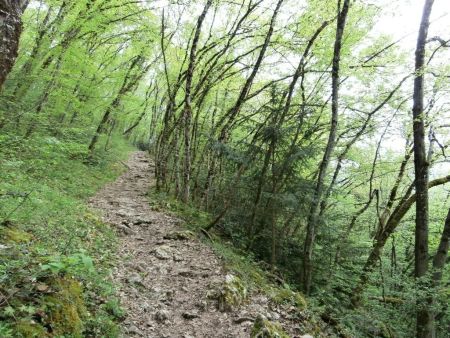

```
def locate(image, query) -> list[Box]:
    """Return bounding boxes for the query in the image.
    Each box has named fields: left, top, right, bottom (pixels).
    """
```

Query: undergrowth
left=0, top=132, right=132, bottom=337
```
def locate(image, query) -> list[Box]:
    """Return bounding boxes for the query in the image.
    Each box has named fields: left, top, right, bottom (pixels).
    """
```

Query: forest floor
left=89, top=151, right=323, bottom=338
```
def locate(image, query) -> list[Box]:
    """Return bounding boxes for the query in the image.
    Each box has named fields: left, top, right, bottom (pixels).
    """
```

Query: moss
left=269, top=287, right=307, bottom=310
left=0, top=227, right=32, bottom=243
left=218, top=274, right=248, bottom=312
left=163, top=230, right=195, bottom=240
left=43, top=278, right=87, bottom=337
left=251, top=315, right=290, bottom=338
left=14, top=320, right=49, bottom=338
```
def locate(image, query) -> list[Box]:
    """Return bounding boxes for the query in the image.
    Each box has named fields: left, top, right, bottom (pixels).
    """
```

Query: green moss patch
left=218, top=274, right=248, bottom=312
left=251, top=315, right=290, bottom=338
left=0, top=226, right=32, bottom=244
left=269, top=287, right=307, bottom=310
left=14, top=320, right=49, bottom=338
left=43, top=278, right=87, bottom=337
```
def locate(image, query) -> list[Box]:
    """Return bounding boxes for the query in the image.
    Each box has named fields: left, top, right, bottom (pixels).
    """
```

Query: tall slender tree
left=412, top=0, right=435, bottom=336
left=302, top=0, right=350, bottom=295
left=182, top=0, right=213, bottom=202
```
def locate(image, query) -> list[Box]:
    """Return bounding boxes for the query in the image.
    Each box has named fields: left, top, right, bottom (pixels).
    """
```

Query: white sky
left=374, top=0, right=450, bottom=49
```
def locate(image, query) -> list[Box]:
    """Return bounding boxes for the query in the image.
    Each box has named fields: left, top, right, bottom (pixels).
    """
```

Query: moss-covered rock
left=163, top=230, right=194, bottom=241
left=0, top=226, right=32, bottom=243
left=251, top=315, right=290, bottom=338
left=269, top=287, right=307, bottom=310
left=43, top=278, right=87, bottom=337
left=217, top=274, right=247, bottom=312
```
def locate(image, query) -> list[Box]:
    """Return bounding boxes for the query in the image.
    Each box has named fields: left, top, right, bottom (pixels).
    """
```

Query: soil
left=89, top=151, right=323, bottom=338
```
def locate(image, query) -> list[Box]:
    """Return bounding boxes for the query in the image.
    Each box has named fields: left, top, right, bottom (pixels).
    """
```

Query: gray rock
left=173, top=254, right=184, bottom=262
left=268, top=311, right=281, bottom=320
left=163, top=230, right=194, bottom=241
left=127, top=273, right=144, bottom=286
left=182, top=312, right=200, bottom=320
left=134, top=217, right=153, bottom=225
left=152, top=245, right=171, bottom=260
left=195, top=301, right=207, bottom=311
left=118, top=224, right=134, bottom=235
left=126, top=325, right=143, bottom=335
left=154, top=309, right=170, bottom=323
left=178, top=269, right=195, bottom=277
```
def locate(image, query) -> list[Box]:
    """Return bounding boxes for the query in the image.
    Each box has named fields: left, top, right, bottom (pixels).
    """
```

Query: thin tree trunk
left=302, top=0, right=350, bottom=295
left=412, top=1, right=434, bottom=336
left=182, top=0, right=213, bottom=203
left=432, top=208, right=450, bottom=285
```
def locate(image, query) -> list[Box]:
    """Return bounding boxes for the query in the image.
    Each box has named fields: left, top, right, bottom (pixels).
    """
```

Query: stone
left=134, top=217, right=153, bottom=225
left=152, top=246, right=171, bottom=260
left=118, top=224, right=134, bottom=235
left=182, top=312, right=200, bottom=320
left=178, top=269, right=196, bottom=277
left=163, top=230, right=194, bottom=241
left=234, top=317, right=254, bottom=324
left=173, top=254, right=184, bottom=262
left=127, top=273, right=144, bottom=286
left=195, top=301, right=207, bottom=311
left=250, top=315, right=289, bottom=338
left=154, top=309, right=170, bottom=323
left=268, top=311, right=281, bottom=321
left=165, top=290, right=174, bottom=302
left=127, top=325, right=143, bottom=335
left=217, top=274, right=248, bottom=312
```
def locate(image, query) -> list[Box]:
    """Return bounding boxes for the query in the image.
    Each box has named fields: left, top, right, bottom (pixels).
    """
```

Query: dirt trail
left=89, top=151, right=315, bottom=338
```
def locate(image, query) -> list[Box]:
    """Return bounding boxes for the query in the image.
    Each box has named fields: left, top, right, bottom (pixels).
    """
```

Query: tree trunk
left=302, top=0, right=350, bottom=295
left=432, top=208, right=450, bottom=285
left=412, top=1, right=434, bottom=337
left=0, top=0, right=23, bottom=90
left=182, top=0, right=212, bottom=203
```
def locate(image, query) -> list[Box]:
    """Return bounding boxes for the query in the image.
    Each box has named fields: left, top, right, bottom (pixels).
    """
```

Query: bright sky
left=374, top=0, right=450, bottom=49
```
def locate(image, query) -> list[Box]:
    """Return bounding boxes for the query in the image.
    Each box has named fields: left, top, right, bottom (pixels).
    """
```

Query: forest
left=0, top=0, right=449, bottom=337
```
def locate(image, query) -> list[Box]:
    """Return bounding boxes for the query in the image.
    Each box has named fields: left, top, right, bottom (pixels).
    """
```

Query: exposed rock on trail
left=89, top=152, right=321, bottom=338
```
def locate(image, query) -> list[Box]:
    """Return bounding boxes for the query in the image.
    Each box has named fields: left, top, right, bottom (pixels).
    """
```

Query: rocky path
left=89, top=152, right=319, bottom=338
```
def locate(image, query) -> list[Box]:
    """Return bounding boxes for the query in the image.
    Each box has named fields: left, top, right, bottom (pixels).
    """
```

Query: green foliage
left=251, top=315, right=290, bottom=338
left=269, top=287, right=307, bottom=310
left=148, top=189, right=211, bottom=229
left=41, top=252, right=95, bottom=276
left=0, top=132, right=132, bottom=337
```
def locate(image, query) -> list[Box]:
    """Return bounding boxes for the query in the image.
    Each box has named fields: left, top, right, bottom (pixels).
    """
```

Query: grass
left=0, top=132, right=133, bottom=337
